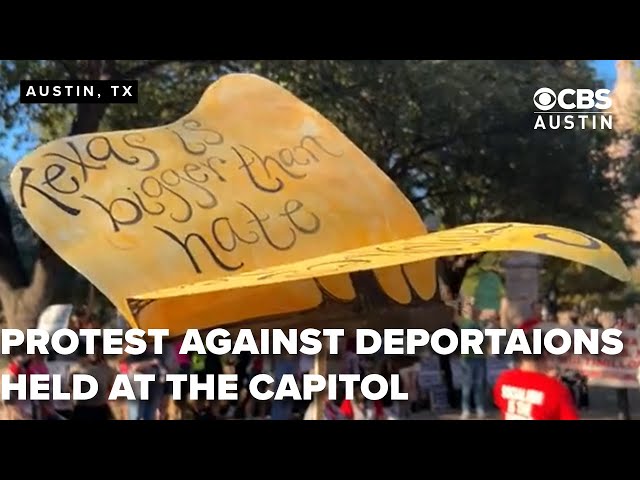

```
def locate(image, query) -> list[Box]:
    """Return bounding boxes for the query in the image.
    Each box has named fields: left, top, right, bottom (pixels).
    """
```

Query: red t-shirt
left=494, top=369, right=579, bottom=420
left=7, top=362, right=23, bottom=377
left=520, top=317, right=542, bottom=332
left=340, top=399, right=356, bottom=419
left=339, top=399, right=386, bottom=420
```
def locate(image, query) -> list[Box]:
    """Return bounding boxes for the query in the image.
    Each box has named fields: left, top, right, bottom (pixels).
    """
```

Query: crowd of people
left=0, top=302, right=603, bottom=420
left=1, top=308, right=415, bottom=420
left=456, top=297, right=583, bottom=420
left=1, top=342, right=410, bottom=420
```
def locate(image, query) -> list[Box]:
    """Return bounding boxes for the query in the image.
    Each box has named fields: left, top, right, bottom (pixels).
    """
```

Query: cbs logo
left=533, top=88, right=612, bottom=111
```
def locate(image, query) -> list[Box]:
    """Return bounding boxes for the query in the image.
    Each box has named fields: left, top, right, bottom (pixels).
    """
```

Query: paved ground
left=410, top=386, right=640, bottom=420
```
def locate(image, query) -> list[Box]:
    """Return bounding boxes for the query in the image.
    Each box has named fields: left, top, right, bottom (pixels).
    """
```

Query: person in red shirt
left=519, top=301, right=543, bottom=332
left=494, top=332, right=578, bottom=420
left=339, top=388, right=386, bottom=420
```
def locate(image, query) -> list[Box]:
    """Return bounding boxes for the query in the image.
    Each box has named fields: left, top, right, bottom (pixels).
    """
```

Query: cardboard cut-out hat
left=10, top=74, right=631, bottom=336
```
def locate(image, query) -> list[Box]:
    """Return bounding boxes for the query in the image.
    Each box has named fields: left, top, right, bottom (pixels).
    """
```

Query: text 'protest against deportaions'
left=0, top=327, right=624, bottom=402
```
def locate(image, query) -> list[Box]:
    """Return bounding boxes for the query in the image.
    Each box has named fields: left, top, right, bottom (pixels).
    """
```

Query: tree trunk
left=0, top=60, right=110, bottom=331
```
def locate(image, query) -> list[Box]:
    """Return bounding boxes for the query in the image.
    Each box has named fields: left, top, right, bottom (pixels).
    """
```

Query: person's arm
left=556, top=384, right=579, bottom=420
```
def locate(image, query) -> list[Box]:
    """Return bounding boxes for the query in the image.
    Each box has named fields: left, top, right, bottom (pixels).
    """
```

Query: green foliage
left=0, top=59, right=636, bottom=308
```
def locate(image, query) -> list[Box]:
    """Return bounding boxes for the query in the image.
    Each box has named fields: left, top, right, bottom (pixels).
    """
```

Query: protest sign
left=418, top=355, right=442, bottom=390
left=552, top=326, right=640, bottom=388
left=11, top=74, right=630, bottom=335
left=37, top=304, right=73, bottom=335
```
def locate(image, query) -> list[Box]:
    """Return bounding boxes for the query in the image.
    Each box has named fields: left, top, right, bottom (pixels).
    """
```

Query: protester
left=171, top=336, right=192, bottom=419
left=339, top=387, right=386, bottom=420
left=493, top=331, right=579, bottom=420
left=69, top=343, right=117, bottom=420
left=68, top=306, right=89, bottom=332
left=234, top=352, right=252, bottom=419
left=294, top=353, right=315, bottom=417
left=125, top=342, right=167, bottom=420
left=4, top=347, right=34, bottom=420
left=271, top=353, right=298, bottom=420
left=205, top=351, right=224, bottom=418
left=339, top=388, right=369, bottom=420
left=456, top=297, right=488, bottom=420
left=378, top=358, right=398, bottom=416
left=520, top=301, right=544, bottom=331
left=158, top=340, right=179, bottom=420
left=49, top=359, right=75, bottom=420
left=342, top=338, right=361, bottom=375
left=244, top=355, right=268, bottom=419
left=27, top=353, right=57, bottom=419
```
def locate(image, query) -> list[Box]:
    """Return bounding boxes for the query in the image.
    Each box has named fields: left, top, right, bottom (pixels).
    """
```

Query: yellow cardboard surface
left=138, top=222, right=629, bottom=299
left=10, top=74, right=630, bottom=334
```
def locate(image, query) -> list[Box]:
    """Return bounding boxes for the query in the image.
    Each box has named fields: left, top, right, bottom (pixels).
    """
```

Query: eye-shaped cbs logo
left=533, top=88, right=612, bottom=111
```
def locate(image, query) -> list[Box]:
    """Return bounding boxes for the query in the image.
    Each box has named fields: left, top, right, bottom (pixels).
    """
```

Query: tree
left=0, top=60, right=234, bottom=329
left=0, top=59, right=634, bottom=329
left=251, top=60, right=635, bottom=298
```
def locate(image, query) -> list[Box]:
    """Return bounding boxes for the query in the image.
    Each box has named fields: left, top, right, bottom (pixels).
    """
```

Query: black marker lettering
left=232, top=146, right=283, bottom=193
left=140, top=176, right=192, bottom=224
left=129, top=188, right=165, bottom=216
left=160, top=168, right=217, bottom=209
left=122, top=133, right=161, bottom=171
left=238, top=201, right=296, bottom=251
left=43, top=141, right=104, bottom=183
left=171, top=120, right=224, bottom=156
left=182, top=119, right=224, bottom=145
left=534, top=232, right=601, bottom=250
left=81, top=194, right=143, bottom=232
left=280, top=199, right=320, bottom=234
left=86, top=136, right=140, bottom=168
left=154, top=226, right=242, bottom=273
left=299, top=135, right=343, bottom=158
left=199, top=157, right=226, bottom=182
left=483, top=224, right=514, bottom=234
left=211, top=217, right=260, bottom=252
left=140, top=177, right=166, bottom=215
left=183, top=163, right=208, bottom=183
left=42, top=163, right=80, bottom=195
left=17, top=167, right=80, bottom=215
left=158, top=183, right=193, bottom=223
left=172, top=129, right=206, bottom=155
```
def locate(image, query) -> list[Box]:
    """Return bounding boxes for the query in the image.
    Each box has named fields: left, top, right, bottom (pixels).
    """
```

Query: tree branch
left=411, top=192, right=428, bottom=205
left=0, top=192, right=28, bottom=296
left=121, top=60, right=175, bottom=79
left=60, top=60, right=78, bottom=80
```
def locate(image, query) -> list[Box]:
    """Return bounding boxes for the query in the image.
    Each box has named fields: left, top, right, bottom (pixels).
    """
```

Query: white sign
left=418, top=356, right=442, bottom=391
left=37, top=304, right=73, bottom=335
left=548, top=325, right=640, bottom=388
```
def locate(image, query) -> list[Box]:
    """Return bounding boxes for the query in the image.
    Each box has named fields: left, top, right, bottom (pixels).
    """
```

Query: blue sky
left=0, top=60, right=622, bottom=165
left=592, top=59, right=617, bottom=86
